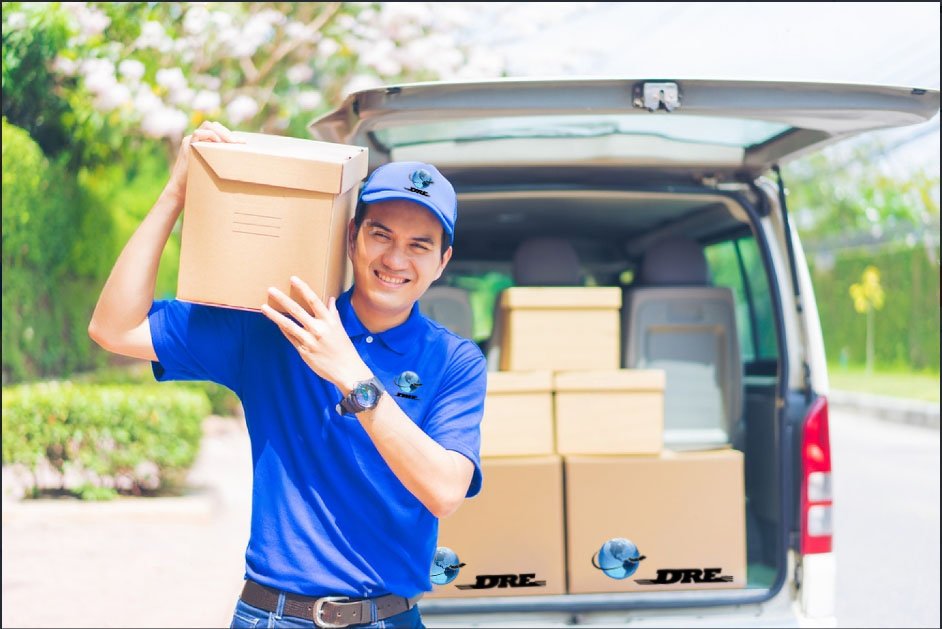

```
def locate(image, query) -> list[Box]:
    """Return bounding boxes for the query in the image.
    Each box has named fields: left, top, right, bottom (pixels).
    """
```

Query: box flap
left=554, top=369, right=665, bottom=392
left=486, top=370, right=554, bottom=393
left=192, top=132, right=368, bottom=194
left=502, top=287, right=622, bottom=309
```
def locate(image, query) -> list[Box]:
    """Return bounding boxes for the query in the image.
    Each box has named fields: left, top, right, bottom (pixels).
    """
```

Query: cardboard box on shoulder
left=564, top=449, right=746, bottom=594
left=495, top=287, right=621, bottom=372
left=481, top=371, right=554, bottom=457
left=178, top=132, right=368, bottom=312
left=427, top=456, right=566, bottom=598
left=554, top=369, right=665, bottom=455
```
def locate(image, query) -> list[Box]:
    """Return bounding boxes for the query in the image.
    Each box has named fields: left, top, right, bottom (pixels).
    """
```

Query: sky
left=461, top=2, right=940, bottom=173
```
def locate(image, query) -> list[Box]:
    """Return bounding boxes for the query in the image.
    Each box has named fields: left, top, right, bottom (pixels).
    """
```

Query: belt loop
left=275, top=591, right=287, bottom=620
left=370, top=598, right=378, bottom=624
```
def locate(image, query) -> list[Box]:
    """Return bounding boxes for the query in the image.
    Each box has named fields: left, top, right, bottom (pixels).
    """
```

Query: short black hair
left=353, top=201, right=451, bottom=258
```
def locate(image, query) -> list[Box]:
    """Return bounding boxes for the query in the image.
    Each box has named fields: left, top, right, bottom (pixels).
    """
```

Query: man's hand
left=164, top=120, right=244, bottom=206
left=261, top=276, right=373, bottom=394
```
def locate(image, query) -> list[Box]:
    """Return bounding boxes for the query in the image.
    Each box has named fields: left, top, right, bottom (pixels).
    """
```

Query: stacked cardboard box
left=494, top=287, right=622, bottom=371
left=178, top=132, right=368, bottom=312
left=428, top=370, right=566, bottom=598
left=564, top=449, right=746, bottom=594
left=433, top=284, right=746, bottom=598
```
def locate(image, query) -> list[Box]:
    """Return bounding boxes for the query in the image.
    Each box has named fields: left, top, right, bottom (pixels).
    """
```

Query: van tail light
left=800, top=396, right=833, bottom=554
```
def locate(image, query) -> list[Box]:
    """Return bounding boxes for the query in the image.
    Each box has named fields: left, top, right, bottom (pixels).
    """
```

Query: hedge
left=809, top=245, right=940, bottom=371
left=72, top=364, right=243, bottom=418
left=2, top=381, right=210, bottom=500
left=2, top=117, right=116, bottom=383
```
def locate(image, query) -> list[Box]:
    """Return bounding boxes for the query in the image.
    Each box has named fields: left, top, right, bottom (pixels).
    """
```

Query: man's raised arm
left=88, top=121, right=240, bottom=361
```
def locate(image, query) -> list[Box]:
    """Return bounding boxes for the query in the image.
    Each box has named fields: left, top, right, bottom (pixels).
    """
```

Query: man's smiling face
left=348, top=199, right=452, bottom=332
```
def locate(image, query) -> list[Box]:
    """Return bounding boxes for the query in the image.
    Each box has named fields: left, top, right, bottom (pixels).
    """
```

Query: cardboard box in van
left=554, top=369, right=665, bottom=455
left=564, top=449, right=746, bottom=593
left=495, top=287, right=622, bottom=372
left=481, top=371, right=555, bottom=457
left=177, top=132, right=368, bottom=312
left=428, top=456, right=566, bottom=598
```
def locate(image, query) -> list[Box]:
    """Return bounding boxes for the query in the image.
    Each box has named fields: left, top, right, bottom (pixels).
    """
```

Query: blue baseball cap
left=359, top=161, right=457, bottom=244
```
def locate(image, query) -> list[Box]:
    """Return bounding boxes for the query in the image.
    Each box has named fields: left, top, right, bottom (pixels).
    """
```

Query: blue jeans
left=229, top=596, right=425, bottom=629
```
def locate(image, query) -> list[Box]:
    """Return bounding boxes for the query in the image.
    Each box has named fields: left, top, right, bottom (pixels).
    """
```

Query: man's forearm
left=88, top=188, right=183, bottom=353
left=357, top=396, right=473, bottom=519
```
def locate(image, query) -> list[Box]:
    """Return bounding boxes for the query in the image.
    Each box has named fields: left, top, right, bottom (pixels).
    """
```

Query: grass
left=828, top=364, right=940, bottom=403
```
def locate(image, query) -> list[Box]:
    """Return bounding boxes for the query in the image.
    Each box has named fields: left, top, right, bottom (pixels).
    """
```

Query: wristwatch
left=337, top=376, right=386, bottom=415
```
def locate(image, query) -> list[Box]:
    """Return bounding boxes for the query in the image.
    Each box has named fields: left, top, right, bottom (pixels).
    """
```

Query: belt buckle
left=313, top=596, right=352, bottom=629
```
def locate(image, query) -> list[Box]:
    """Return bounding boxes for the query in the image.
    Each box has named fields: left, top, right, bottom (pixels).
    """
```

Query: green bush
left=71, top=364, right=243, bottom=418
left=810, top=245, right=940, bottom=372
left=2, top=381, right=210, bottom=499
left=2, top=117, right=117, bottom=383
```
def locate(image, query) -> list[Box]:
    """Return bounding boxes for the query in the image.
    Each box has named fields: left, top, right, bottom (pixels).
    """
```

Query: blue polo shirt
left=148, top=288, right=486, bottom=598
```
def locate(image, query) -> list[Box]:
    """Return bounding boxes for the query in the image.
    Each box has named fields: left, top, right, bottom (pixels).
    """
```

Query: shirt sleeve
left=421, top=339, right=488, bottom=498
left=147, top=300, right=249, bottom=395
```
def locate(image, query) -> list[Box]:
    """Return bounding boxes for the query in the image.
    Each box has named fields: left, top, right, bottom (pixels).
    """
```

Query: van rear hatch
left=309, top=78, right=939, bottom=179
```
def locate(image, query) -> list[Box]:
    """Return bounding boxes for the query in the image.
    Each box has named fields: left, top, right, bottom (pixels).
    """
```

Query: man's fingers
left=260, top=304, right=310, bottom=346
left=192, top=129, right=223, bottom=143
left=209, top=121, right=244, bottom=143
left=290, top=276, right=331, bottom=320
left=267, top=287, right=318, bottom=331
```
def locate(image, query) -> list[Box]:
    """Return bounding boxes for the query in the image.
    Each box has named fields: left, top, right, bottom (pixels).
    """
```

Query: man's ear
left=434, top=246, right=453, bottom=281
left=346, top=219, right=357, bottom=261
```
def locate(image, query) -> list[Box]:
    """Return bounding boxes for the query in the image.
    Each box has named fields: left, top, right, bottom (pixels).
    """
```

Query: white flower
left=192, top=90, right=221, bottom=112
left=78, top=6, right=111, bottom=37
left=286, top=63, right=314, bottom=84
left=156, top=67, right=187, bottom=93
left=82, top=59, right=117, bottom=95
left=118, top=59, right=146, bottom=82
left=52, top=56, right=77, bottom=76
left=296, top=90, right=323, bottom=111
left=255, top=8, right=287, bottom=27
left=134, top=87, right=162, bottom=114
left=195, top=74, right=222, bottom=91
left=169, top=86, right=195, bottom=106
left=183, top=5, right=210, bottom=35
left=362, top=40, right=400, bottom=77
left=284, top=21, right=317, bottom=43
left=141, top=106, right=189, bottom=139
left=226, top=95, right=259, bottom=124
left=136, top=21, right=171, bottom=52
left=318, top=38, right=340, bottom=57
left=5, top=12, right=27, bottom=30
left=242, top=14, right=275, bottom=47
left=342, top=74, right=383, bottom=99
left=95, top=83, right=132, bottom=111
left=210, top=10, right=233, bottom=30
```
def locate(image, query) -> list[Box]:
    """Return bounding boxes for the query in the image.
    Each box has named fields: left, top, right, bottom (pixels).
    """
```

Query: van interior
left=418, top=166, right=785, bottom=590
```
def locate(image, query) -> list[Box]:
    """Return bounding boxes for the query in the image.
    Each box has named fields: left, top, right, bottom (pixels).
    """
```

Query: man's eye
left=371, top=231, right=391, bottom=240
left=412, top=243, right=431, bottom=252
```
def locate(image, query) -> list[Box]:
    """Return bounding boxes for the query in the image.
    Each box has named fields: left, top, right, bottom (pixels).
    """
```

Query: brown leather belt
left=240, top=579, right=422, bottom=628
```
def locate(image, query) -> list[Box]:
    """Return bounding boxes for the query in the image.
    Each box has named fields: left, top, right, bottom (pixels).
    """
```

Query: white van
left=310, top=79, right=940, bottom=627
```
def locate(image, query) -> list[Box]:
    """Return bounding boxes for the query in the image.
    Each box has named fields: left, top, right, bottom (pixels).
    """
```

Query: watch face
left=353, top=382, right=378, bottom=408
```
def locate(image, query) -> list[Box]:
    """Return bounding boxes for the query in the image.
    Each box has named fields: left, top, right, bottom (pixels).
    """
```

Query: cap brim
left=360, top=189, right=454, bottom=239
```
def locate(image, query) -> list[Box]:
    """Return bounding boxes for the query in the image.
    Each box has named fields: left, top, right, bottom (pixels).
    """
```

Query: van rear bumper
left=423, top=574, right=835, bottom=627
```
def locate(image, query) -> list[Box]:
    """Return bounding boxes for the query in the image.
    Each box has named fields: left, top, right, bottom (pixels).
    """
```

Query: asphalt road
left=829, top=408, right=940, bottom=628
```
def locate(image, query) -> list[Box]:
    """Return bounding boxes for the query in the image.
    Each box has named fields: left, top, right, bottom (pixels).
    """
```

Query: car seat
left=622, top=235, right=743, bottom=450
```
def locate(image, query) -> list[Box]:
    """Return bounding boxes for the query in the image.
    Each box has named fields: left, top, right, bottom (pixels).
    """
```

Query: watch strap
left=337, top=376, right=385, bottom=415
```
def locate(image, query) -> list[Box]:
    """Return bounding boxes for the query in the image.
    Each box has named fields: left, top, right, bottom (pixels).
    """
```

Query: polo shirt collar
left=337, top=287, right=424, bottom=355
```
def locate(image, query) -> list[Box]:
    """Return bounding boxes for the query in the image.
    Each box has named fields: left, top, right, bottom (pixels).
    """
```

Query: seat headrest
left=513, top=237, right=582, bottom=286
left=638, top=236, right=709, bottom=286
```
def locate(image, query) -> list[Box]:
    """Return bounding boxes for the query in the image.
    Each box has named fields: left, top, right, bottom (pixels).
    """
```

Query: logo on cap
left=405, top=169, right=434, bottom=197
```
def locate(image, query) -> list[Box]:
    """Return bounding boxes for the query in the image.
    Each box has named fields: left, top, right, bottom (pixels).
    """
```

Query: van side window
left=705, top=237, right=779, bottom=362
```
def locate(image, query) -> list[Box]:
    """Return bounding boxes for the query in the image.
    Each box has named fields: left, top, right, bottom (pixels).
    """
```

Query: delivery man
left=88, top=121, right=486, bottom=629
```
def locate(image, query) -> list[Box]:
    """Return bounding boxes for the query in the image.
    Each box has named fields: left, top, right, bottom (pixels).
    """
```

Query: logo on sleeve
left=394, top=370, right=422, bottom=400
